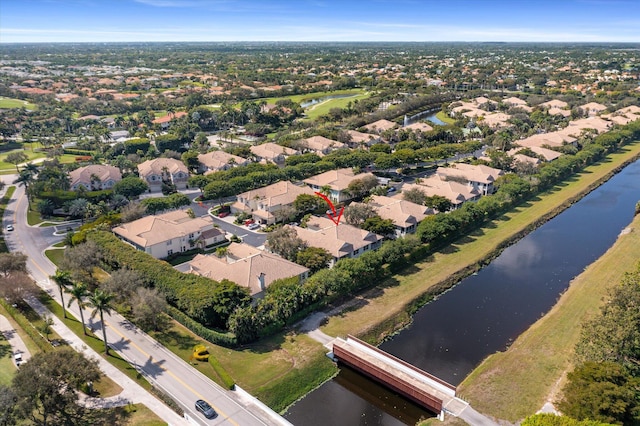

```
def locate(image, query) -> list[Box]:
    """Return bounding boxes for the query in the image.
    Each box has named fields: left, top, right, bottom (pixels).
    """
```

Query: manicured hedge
left=86, top=230, right=250, bottom=332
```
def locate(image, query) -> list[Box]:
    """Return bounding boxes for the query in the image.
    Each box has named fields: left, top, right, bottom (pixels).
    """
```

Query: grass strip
left=321, top=141, right=640, bottom=341
left=455, top=210, right=640, bottom=422
left=37, top=292, right=154, bottom=392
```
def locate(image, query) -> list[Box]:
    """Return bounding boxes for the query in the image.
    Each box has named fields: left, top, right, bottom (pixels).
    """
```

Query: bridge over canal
left=330, top=335, right=470, bottom=421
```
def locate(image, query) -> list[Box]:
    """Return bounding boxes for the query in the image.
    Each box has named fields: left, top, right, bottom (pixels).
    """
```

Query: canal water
left=404, top=109, right=447, bottom=126
left=285, top=158, right=640, bottom=426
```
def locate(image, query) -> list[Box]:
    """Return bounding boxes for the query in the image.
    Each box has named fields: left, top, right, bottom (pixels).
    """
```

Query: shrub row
left=208, top=355, right=235, bottom=390
left=39, top=189, right=113, bottom=208
left=149, top=386, right=184, bottom=417
left=0, top=299, right=52, bottom=353
left=86, top=230, right=250, bottom=332
left=166, top=306, right=237, bottom=347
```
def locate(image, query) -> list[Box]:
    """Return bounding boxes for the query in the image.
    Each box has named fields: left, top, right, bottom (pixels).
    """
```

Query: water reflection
left=286, top=159, right=640, bottom=425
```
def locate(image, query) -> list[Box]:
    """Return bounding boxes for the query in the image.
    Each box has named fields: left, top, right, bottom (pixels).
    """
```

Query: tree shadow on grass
left=157, top=329, right=199, bottom=351
left=0, top=340, right=11, bottom=358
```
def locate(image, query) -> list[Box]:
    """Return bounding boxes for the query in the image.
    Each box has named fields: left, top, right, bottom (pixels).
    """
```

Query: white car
left=247, top=223, right=260, bottom=230
left=14, top=352, right=22, bottom=367
left=6, top=224, right=13, bottom=232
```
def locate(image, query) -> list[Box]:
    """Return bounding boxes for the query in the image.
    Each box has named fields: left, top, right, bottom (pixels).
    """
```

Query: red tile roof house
left=186, top=242, right=309, bottom=297
left=363, top=119, right=399, bottom=134
left=299, top=135, right=346, bottom=156
left=249, top=142, right=299, bottom=164
left=359, top=195, right=433, bottom=238
left=303, top=168, right=378, bottom=203
left=69, top=164, right=122, bottom=191
left=399, top=178, right=480, bottom=211
left=197, top=150, right=249, bottom=174
left=112, top=210, right=224, bottom=259
left=137, top=158, right=190, bottom=191
left=288, top=216, right=383, bottom=267
left=345, top=130, right=380, bottom=148
left=152, top=111, right=188, bottom=130
left=231, top=181, right=316, bottom=225
left=435, top=163, right=504, bottom=196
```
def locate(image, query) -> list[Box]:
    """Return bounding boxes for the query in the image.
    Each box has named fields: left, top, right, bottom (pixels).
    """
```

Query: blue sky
left=1, top=0, right=639, bottom=43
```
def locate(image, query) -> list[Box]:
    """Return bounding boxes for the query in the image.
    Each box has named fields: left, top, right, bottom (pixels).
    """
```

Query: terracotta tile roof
left=404, top=122, right=433, bottom=132
left=516, top=131, right=577, bottom=148
left=198, top=150, right=246, bottom=171
left=137, top=158, right=188, bottom=177
left=187, top=243, right=308, bottom=295
left=540, top=99, right=568, bottom=109
left=292, top=216, right=382, bottom=258
left=401, top=177, right=479, bottom=207
left=346, top=130, right=378, bottom=143
left=69, top=164, right=122, bottom=189
left=560, top=117, right=612, bottom=136
left=436, top=163, right=503, bottom=185
left=302, top=136, right=346, bottom=152
left=579, top=102, right=607, bottom=114
left=152, top=111, right=187, bottom=124
left=249, top=142, right=298, bottom=160
left=528, top=146, right=562, bottom=161
left=363, top=119, right=398, bottom=133
left=481, top=112, right=511, bottom=128
left=113, top=210, right=213, bottom=248
left=303, top=168, right=376, bottom=192
left=367, top=195, right=433, bottom=227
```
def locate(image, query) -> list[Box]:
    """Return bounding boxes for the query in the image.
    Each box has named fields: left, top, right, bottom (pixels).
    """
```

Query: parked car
left=195, top=399, right=216, bottom=419
left=387, top=186, right=397, bottom=193
left=6, top=224, right=13, bottom=231
left=218, top=212, right=229, bottom=218
left=244, top=219, right=255, bottom=226
left=13, top=352, right=22, bottom=367
left=247, top=223, right=260, bottom=230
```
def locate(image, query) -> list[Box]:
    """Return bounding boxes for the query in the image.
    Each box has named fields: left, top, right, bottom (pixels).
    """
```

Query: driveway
left=209, top=212, right=267, bottom=248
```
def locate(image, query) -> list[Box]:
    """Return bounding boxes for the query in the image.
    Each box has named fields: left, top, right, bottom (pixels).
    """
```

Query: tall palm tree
left=13, top=168, right=36, bottom=210
left=50, top=270, right=73, bottom=319
left=88, top=289, right=115, bottom=354
left=67, top=282, right=89, bottom=335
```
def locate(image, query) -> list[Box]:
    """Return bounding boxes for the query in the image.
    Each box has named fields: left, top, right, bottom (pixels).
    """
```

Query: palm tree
left=88, top=289, right=115, bottom=354
left=50, top=270, right=73, bottom=319
left=13, top=168, right=36, bottom=210
left=67, top=282, right=89, bottom=335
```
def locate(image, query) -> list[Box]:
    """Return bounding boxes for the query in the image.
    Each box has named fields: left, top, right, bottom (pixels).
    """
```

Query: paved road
left=4, top=185, right=289, bottom=426
left=0, top=314, right=31, bottom=368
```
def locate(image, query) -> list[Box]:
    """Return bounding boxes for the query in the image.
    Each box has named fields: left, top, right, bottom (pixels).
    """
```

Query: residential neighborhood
left=1, top=29, right=640, bottom=426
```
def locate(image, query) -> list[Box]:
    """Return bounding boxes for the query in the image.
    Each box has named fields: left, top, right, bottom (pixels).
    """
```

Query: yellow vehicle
left=192, top=344, right=209, bottom=362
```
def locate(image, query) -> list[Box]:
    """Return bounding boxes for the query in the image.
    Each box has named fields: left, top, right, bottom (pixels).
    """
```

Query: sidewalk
left=24, top=296, right=188, bottom=425
left=0, top=314, right=31, bottom=368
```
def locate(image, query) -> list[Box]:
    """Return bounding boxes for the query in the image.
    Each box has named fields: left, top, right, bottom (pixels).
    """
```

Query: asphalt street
left=3, top=184, right=289, bottom=426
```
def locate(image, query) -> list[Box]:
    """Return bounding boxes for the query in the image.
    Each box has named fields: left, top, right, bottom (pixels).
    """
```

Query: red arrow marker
left=315, top=192, right=344, bottom=226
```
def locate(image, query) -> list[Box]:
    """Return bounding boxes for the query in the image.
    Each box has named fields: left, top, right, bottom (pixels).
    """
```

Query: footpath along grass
left=38, top=292, right=153, bottom=393
left=456, top=212, right=640, bottom=422
left=321, top=141, right=640, bottom=342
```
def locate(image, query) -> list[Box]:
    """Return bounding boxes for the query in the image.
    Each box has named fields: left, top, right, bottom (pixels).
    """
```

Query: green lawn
left=0, top=337, right=17, bottom=386
left=45, top=248, right=65, bottom=266
left=0, top=97, right=37, bottom=110
left=304, top=92, right=372, bottom=120
left=123, top=404, right=167, bottom=426
left=435, top=110, right=456, bottom=125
